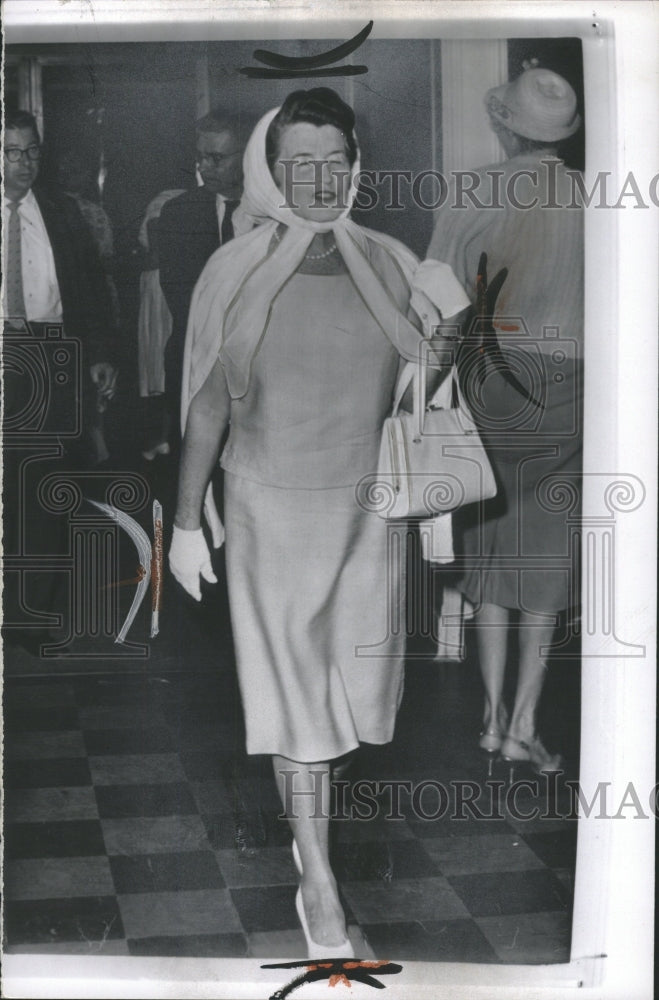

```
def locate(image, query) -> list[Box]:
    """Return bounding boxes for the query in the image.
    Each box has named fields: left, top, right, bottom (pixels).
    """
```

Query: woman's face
left=272, top=122, right=352, bottom=222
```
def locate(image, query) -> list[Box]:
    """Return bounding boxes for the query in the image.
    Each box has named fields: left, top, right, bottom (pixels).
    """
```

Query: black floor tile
left=180, top=751, right=228, bottom=781
left=88, top=752, right=186, bottom=786
left=83, top=727, right=175, bottom=755
left=260, top=809, right=296, bottom=848
left=214, top=846, right=297, bottom=888
left=161, top=699, right=238, bottom=729
left=230, top=885, right=298, bottom=934
left=475, top=910, right=572, bottom=964
left=110, top=851, right=225, bottom=894
left=202, top=811, right=269, bottom=852
left=224, top=764, right=282, bottom=805
left=396, top=778, right=518, bottom=832
left=4, top=786, right=98, bottom=824
left=77, top=704, right=167, bottom=731
left=404, top=811, right=515, bottom=840
left=127, top=933, right=247, bottom=957
left=203, top=806, right=291, bottom=855
left=4, top=757, right=92, bottom=789
left=95, top=783, right=199, bottom=819
left=3, top=680, right=77, bottom=710
left=4, top=707, right=80, bottom=733
left=447, top=868, right=570, bottom=918
left=5, top=855, right=114, bottom=900
left=496, top=772, right=578, bottom=818
left=523, top=829, right=578, bottom=869
left=333, top=838, right=439, bottom=882
left=4, top=729, right=86, bottom=761
left=342, top=875, right=466, bottom=925
left=4, top=820, right=107, bottom=859
left=101, top=813, right=210, bottom=857
left=164, top=724, right=238, bottom=754
left=74, top=679, right=160, bottom=708
left=362, top=917, right=502, bottom=962
left=5, top=896, right=124, bottom=946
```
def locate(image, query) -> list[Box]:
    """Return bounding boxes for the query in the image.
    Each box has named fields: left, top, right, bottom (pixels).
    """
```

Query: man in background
left=158, top=110, right=246, bottom=430
left=3, top=110, right=117, bottom=391
left=2, top=109, right=118, bottom=654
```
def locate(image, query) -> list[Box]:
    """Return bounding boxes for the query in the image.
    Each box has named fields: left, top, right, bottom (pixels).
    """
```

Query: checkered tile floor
left=3, top=638, right=579, bottom=964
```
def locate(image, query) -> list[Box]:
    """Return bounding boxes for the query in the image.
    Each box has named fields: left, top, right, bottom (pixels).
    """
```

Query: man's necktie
left=220, top=199, right=239, bottom=246
left=6, top=201, right=27, bottom=319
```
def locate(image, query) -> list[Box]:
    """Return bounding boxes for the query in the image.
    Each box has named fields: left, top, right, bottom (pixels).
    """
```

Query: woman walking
left=169, top=88, right=468, bottom=955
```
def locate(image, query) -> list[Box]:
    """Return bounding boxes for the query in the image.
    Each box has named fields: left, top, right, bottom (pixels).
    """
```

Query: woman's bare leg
left=272, top=754, right=347, bottom=947
left=475, top=602, right=509, bottom=734
left=506, top=611, right=556, bottom=744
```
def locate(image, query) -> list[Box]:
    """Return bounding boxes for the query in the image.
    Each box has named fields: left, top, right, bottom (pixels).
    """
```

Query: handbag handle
left=392, top=363, right=473, bottom=437
left=391, top=362, right=429, bottom=421
left=391, top=361, right=416, bottom=416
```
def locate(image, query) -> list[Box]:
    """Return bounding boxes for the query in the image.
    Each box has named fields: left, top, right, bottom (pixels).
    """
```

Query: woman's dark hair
left=265, top=88, right=358, bottom=174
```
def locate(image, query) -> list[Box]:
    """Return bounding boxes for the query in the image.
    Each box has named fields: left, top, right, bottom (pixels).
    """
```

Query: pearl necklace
left=273, top=226, right=337, bottom=260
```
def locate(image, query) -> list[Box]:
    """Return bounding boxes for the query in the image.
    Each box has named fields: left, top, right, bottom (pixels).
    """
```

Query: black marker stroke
left=240, top=65, right=368, bottom=79
left=253, top=21, right=373, bottom=70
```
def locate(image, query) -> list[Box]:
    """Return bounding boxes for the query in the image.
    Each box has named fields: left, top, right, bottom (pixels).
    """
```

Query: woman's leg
left=506, top=612, right=556, bottom=744
left=272, top=754, right=348, bottom=947
left=475, top=602, right=510, bottom=735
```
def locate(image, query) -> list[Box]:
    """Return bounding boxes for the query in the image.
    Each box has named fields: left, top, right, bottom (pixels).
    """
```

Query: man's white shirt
left=2, top=189, right=63, bottom=322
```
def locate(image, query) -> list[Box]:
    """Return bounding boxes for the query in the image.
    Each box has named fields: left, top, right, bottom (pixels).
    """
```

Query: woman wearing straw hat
left=427, top=65, right=584, bottom=778
left=169, top=88, right=469, bottom=957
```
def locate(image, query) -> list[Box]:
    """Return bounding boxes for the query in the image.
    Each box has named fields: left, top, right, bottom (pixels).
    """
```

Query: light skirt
left=224, top=472, right=406, bottom=762
left=137, top=269, right=172, bottom=397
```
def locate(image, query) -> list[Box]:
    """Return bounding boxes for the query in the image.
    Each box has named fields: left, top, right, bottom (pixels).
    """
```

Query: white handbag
left=375, top=362, right=497, bottom=519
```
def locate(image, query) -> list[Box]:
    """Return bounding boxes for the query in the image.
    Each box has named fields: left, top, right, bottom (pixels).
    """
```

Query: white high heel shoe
left=500, top=734, right=563, bottom=778
left=295, top=888, right=354, bottom=959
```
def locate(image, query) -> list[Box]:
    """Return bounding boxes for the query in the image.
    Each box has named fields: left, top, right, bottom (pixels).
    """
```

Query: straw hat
left=485, top=67, right=581, bottom=142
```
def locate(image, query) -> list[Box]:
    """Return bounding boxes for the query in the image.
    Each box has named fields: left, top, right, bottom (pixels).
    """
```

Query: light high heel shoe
left=295, top=888, right=354, bottom=959
left=479, top=729, right=503, bottom=777
left=478, top=708, right=509, bottom=776
left=500, top=734, right=563, bottom=781
left=141, top=441, right=170, bottom=461
left=479, top=729, right=504, bottom=753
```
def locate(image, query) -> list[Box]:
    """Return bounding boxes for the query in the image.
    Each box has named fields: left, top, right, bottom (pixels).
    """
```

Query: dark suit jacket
left=158, top=186, right=224, bottom=352
left=33, top=185, right=115, bottom=365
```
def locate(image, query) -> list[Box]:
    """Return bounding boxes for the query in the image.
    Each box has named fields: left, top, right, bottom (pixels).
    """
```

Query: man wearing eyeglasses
left=159, top=110, right=247, bottom=435
left=2, top=109, right=118, bottom=656
left=2, top=110, right=117, bottom=400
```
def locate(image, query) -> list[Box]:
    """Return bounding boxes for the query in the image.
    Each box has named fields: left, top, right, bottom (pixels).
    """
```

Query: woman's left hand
left=169, top=526, right=217, bottom=602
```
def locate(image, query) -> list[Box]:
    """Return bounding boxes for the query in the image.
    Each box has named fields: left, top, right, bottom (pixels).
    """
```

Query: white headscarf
left=182, top=103, right=469, bottom=539
left=232, top=105, right=359, bottom=235
left=182, top=105, right=469, bottom=410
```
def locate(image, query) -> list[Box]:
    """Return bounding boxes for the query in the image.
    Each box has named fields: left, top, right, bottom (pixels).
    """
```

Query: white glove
left=169, top=526, right=217, bottom=602
left=411, top=259, right=471, bottom=322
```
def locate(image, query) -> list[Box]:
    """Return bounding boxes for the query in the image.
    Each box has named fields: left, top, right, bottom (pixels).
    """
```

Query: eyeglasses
left=4, top=144, right=41, bottom=163
left=196, top=150, right=241, bottom=168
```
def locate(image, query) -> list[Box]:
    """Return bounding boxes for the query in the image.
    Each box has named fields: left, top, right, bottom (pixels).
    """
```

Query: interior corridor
left=3, top=483, right=580, bottom=965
